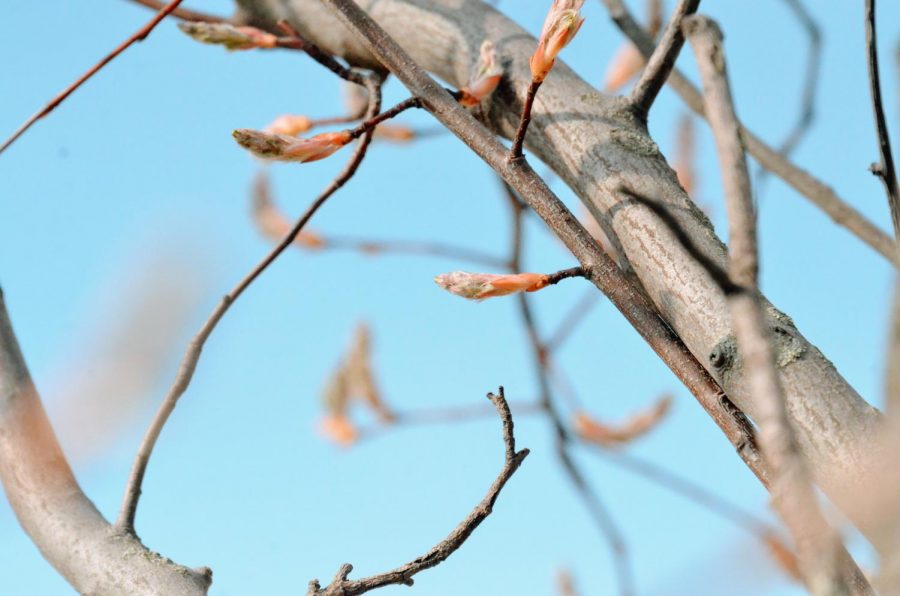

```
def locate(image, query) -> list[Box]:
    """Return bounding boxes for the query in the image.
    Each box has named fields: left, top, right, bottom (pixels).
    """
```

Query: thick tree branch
left=0, top=0, right=186, bottom=156
left=0, top=291, right=212, bottom=595
left=683, top=15, right=858, bottom=594
left=864, top=0, right=900, bottom=243
left=629, top=0, right=700, bottom=118
left=307, top=387, right=529, bottom=595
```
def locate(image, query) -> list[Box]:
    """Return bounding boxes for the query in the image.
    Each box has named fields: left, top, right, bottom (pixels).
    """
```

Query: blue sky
left=1, top=1, right=898, bottom=594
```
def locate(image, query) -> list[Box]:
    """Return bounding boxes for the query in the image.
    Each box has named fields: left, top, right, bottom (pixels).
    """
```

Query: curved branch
left=0, top=291, right=212, bottom=595
left=308, top=387, right=529, bottom=595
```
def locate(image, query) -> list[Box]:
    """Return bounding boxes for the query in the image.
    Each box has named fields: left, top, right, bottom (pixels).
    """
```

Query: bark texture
left=231, top=0, right=883, bottom=538
left=0, top=292, right=211, bottom=596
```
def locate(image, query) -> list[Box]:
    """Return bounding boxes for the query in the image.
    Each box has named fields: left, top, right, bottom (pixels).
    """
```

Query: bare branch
left=0, top=0, right=186, bottom=156
left=629, top=0, right=700, bottom=117
left=864, top=0, right=900, bottom=243
left=117, top=55, right=384, bottom=533
left=510, top=80, right=541, bottom=160
left=600, top=0, right=898, bottom=265
left=307, top=387, right=529, bottom=595
left=0, top=291, right=212, bottom=595
left=683, top=15, right=865, bottom=594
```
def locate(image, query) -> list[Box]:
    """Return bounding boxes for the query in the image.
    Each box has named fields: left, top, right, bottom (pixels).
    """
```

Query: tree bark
left=232, top=0, right=884, bottom=542
left=0, top=291, right=211, bottom=596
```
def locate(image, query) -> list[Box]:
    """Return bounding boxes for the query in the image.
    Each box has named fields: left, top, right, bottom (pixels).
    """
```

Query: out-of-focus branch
left=600, top=0, right=898, bottom=265
left=504, top=183, right=636, bottom=596
left=864, top=0, right=900, bottom=243
left=629, top=0, right=700, bottom=117
left=0, top=291, right=212, bottom=595
left=684, top=15, right=866, bottom=594
left=117, top=42, right=384, bottom=533
left=0, top=0, right=186, bottom=156
left=126, top=0, right=226, bottom=22
left=251, top=171, right=507, bottom=268
left=307, top=387, right=529, bottom=595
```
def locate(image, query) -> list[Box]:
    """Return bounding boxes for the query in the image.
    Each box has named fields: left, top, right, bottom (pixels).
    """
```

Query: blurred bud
left=318, top=414, right=358, bottom=447
left=177, top=22, right=277, bottom=50
left=459, top=41, right=503, bottom=107
left=265, top=114, right=314, bottom=136
left=373, top=124, right=416, bottom=143
left=603, top=44, right=645, bottom=92
left=251, top=171, right=325, bottom=248
left=233, top=129, right=352, bottom=163
left=434, top=271, right=550, bottom=300
left=763, top=533, right=802, bottom=583
left=573, top=394, right=672, bottom=447
left=531, top=0, right=585, bottom=83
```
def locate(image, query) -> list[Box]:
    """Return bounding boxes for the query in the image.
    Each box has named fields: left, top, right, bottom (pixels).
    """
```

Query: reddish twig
left=510, top=80, right=541, bottom=160
left=0, top=0, right=186, bottom=156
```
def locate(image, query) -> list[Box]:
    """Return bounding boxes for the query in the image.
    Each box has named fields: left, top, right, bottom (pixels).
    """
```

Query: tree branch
left=0, top=291, right=212, bottom=595
left=864, top=0, right=900, bottom=244
left=629, top=0, right=700, bottom=118
left=0, top=0, right=186, bottom=156
left=125, top=0, right=226, bottom=23
left=307, top=387, right=529, bottom=595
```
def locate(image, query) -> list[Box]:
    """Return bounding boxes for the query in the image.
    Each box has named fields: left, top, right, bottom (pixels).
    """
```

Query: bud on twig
left=177, top=22, right=277, bottom=50
left=459, top=41, right=503, bottom=107
left=434, top=271, right=550, bottom=300
left=530, top=0, right=585, bottom=83
left=233, top=129, right=352, bottom=163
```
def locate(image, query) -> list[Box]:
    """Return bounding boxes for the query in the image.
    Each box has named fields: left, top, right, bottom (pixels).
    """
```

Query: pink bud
left=233, top=129, right=352, bottom=163
left=530, top=0, right=585, bottom=83
left=265, top=114, right=314, bottom=136
left=434, top=271, right=550, bottom=300
left=459, top=41, right=503, bottom=108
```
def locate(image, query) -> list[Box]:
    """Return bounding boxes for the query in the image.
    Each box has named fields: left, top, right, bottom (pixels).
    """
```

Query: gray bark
left=233, top=0, right=884, bottom=540
left=0, top=292, right=211, bottom=596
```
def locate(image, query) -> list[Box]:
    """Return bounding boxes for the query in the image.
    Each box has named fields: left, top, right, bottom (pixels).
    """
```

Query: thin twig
left=600, top=0, right=899, bottom=266
left=864, top=0, right=900, bottom=244
left=629, top=0, right=700, bottom=117
left=307, top=387, right=529, bottom=595
left=510, top=80, right=542, bottom=160
left=116, top=70, right=384, bottom=534
left=125, top=0, right=225, bottom=23
left=323, top=237, right=508, bottom=268
left=684, top=15, right=865, bottom=594
left=0, top=0, right=186, bottom=156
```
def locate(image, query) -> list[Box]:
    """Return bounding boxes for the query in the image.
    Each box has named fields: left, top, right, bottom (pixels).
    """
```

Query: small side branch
left=307, top=387, right=529, bottom=596
left=0, top=0, right=186, bottom=156
left=629, top=0, right=700, bottom=117
left=864, top=0, right=900, bottom=244
left=510, top=80, right=541, bottom=159
left=125, top=0, right=225, bottom=23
